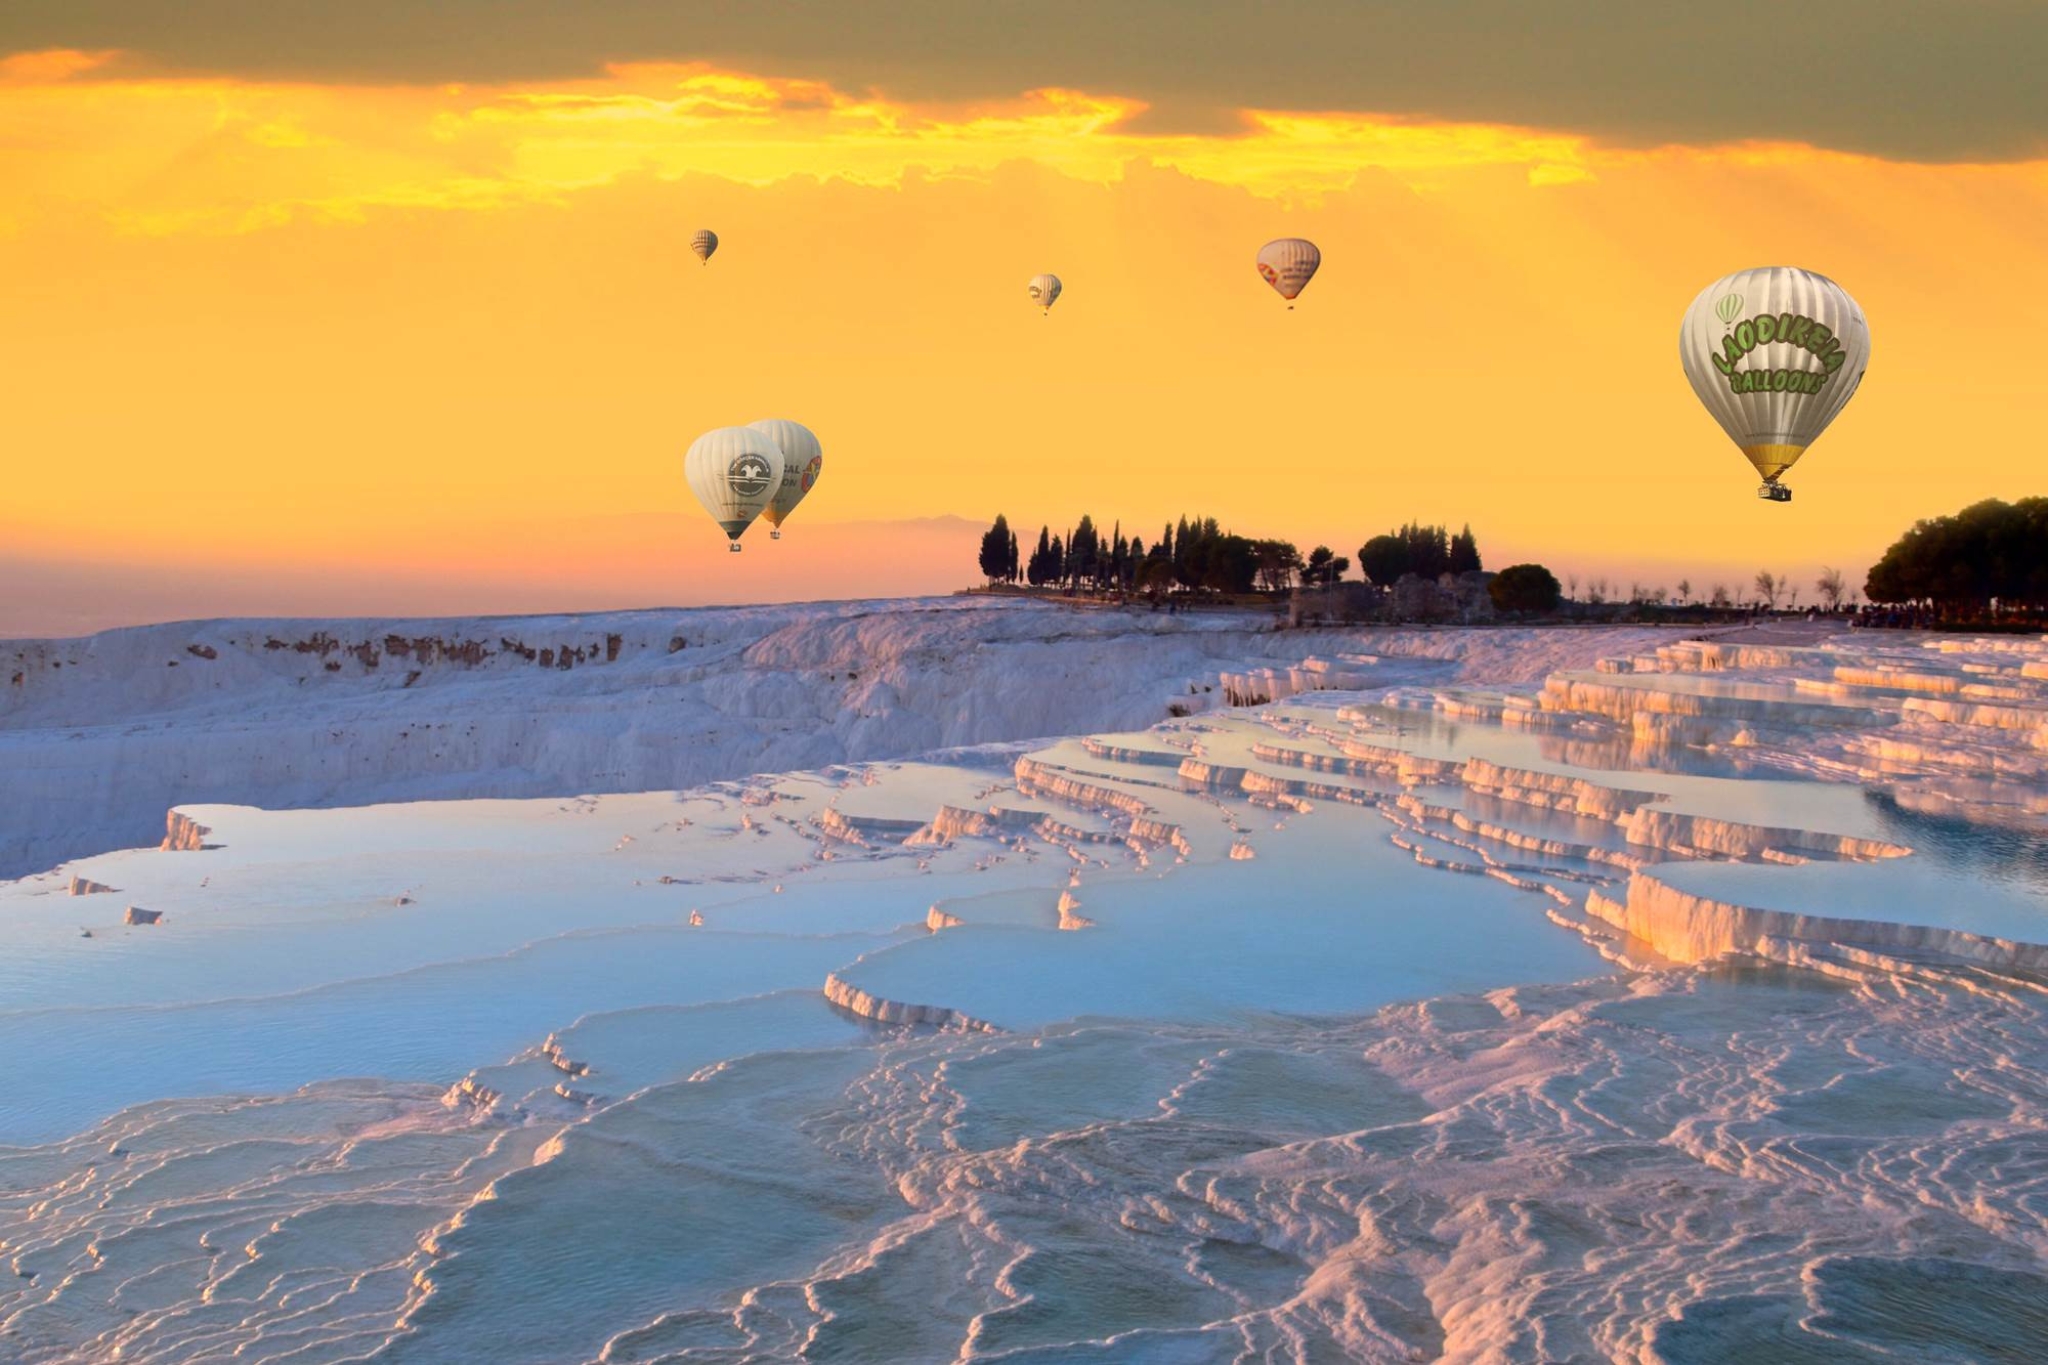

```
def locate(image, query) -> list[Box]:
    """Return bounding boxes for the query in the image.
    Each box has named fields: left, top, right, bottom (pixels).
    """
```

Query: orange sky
left=3, top=50, right=2045, bottom=631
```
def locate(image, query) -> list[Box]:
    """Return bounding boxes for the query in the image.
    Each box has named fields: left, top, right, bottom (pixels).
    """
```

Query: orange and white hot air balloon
left=1027, top=274, right=1063, bottom=315
left=747, top=419, right=824, bottom=540
left=1255, top=239, right=1320, bottom=308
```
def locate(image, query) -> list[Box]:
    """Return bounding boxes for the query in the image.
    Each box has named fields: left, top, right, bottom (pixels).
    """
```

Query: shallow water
left=836, top=815, right=1601, bottom=1030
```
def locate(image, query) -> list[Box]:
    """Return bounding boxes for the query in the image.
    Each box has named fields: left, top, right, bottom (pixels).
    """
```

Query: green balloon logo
left=1715, top=293, right=1744, bottom=324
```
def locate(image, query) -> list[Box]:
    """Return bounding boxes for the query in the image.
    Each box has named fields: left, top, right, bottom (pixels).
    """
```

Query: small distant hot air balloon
left=1255, top=239, right=1320, bottom=309
left=684, top=427, right=784, bottom=551
left=1679, top=266, right=1870, bottom=503
left=747, top=419, right=824, bottom=540
left=690, top=229, right=719, bottom=265
left=1027, top=274, right=1062, bottom=315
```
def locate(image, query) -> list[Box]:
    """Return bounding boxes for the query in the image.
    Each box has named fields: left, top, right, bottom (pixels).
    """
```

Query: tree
left=1817, top=567, right=1846, bottom=610
left=1026, top=526, right=1052, bottom=586
left=1359, top=535, right=1409, bottom=587
left=1448, top=525, right=1482, bottom=574
left=1203, top=534, right=1260, bottom=594
left=1301, top=549, right=1350, bottom=588
left=1753, top=570, right=1779, bottom=610
left=978, top=514, right=1014, bottom=585
left=1304, top=545, right=1343, bottom=589
left=1401, top=522, right=1452, bottom=579
left=1069, top=515, right=1099, bottom=589
left=1007, top=529, right=1019, bottom=584
left=1172, top=515, right=1195, bottom=585
left=1710, top=583, right=1731, bottom=609
left=1676, top=578, right=1691, bottom=605
left=1254, top=539, right=1301, bottom=593
left=1489, top=564, right=1562, bottom=615
left=1865, top=498, right=2048, bottom=612
left=1357, top=523, right=1470, bottom=586
left=1586, top=577, right=1609, bottom=605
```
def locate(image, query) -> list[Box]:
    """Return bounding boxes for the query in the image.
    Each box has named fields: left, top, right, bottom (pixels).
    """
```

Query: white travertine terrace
left=1586, top=874, right=2048, bottom=975
left=823, top=972, right=997, bottom=1032
left=8, top=615, right=2048, bottom=1362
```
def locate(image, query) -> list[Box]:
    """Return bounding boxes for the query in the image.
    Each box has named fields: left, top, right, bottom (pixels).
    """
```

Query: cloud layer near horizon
left=3, top=0, right=2045, bottom=162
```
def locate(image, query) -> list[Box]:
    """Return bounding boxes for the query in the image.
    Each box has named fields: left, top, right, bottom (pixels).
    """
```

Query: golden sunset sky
left=3, top=4, right=2044, bottom=633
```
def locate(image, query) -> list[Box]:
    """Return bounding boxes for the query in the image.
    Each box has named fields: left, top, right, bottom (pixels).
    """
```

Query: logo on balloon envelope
left=799, top=456, right=821, bottom=492
left=727, top=453, right=774, bottom=498
left=1709, top=311, right=1849, bottom=395
left=1715, top=294, right=1744, bottom=324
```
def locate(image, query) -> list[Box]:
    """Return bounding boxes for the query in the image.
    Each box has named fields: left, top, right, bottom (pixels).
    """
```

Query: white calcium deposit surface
left=3, top=603, right=2048, bottom=1363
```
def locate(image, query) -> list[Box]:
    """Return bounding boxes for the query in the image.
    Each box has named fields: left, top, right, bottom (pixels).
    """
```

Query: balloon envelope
left=1680, top=266, right=1869, bottom=487
left=690, top=229, right=719, bottom=264
left=1027, top=273, right=1062, bottom=312
left=748, top=419, right=824, bottom=529
left=1255, top=239, right=1320, bottom=301
left=684, top=427, right=783, bottom=541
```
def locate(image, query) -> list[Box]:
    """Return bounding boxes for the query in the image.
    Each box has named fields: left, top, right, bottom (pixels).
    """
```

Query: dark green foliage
left=1356, top=522, right=1477, bottom=586
left=1254, top=540, right=1302, bottom=593
left=1202, top=535, right=1260, bottom=593
left=1489, top=563, right=1562, bottom=614
left=1301, top=545, right=1350, bottom=588
left=1865, top=499, right=2048, bottom=609
left=989, top=512, right=1447, bottom=598
left=1026, top=525, right=1054, bottom=586
left=978, top=514, right=1017, bottom=583
left=1449, top=525, right=1482, bottom=574
left=1358, top=535, right=1408, bottom=587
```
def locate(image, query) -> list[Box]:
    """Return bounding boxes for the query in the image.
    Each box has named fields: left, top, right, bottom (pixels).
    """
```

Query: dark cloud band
left=5, top=0, right=2043, bottom=162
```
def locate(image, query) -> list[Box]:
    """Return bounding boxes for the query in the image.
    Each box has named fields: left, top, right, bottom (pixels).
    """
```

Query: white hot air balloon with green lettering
left=1680, top=266, right=1870, bottom=503
left=1027, top=273, right=1062, bottom=315
left=685, top=426, right=783, bottom=550
left=747, top=418, right=824, bottom=540
left=1255, top=238, right=1320, bottom=309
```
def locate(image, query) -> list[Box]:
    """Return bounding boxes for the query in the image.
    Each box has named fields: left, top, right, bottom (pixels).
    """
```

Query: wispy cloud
left=4, top=1, right=2043, bottom=161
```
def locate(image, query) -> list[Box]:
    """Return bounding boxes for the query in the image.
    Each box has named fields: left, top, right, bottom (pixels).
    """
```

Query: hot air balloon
left=1680, top=267, right=1869, bottom=503
left=690, top=229, right=719, bottom=265
left=1027, top=274, right=1062, bottom=315
left=685, top=426, right=784, bottom=551
left=747, top=419, right=824, bottom=540
left=1255, top=239, right=1320, bottom=308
